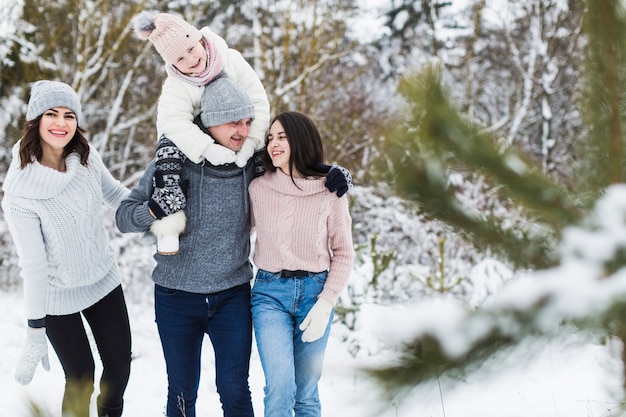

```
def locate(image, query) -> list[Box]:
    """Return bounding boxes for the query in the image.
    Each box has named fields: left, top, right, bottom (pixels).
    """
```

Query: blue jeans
left=251, top=270, right=332, bottom=417
left=154, top=282, right=254, bottom=417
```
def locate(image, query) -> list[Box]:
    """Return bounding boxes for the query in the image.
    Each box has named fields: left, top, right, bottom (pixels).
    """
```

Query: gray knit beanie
left=200, top=77, right=255, bottom=128
left=26, top=80, right=82, bottom=123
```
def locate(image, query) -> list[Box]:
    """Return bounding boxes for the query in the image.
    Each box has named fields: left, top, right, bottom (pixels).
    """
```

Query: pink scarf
left=165, top=36, right=224, bottom=86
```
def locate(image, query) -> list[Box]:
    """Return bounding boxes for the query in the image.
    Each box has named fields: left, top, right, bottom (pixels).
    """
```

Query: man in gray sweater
left=116, top=77, right=258, bottom=417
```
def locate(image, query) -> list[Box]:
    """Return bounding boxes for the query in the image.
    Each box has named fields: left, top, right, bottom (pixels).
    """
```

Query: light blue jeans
left=251, top=269, right=332, bottom=417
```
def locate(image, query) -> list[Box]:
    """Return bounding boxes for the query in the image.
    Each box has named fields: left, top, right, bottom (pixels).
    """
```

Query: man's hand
left=315, top=163, right=353, bottom=197
left=148, top=170, right=188, bottom=220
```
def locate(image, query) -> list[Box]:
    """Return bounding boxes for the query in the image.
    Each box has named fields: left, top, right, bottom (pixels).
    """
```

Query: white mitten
left=235, top=138, right=258, bottom=168
left=202, top=142, right=236, bottom=166
left=15, top=327, right=50, bottom=385
left=299, top=298, right=334, bottom=343
left=150, top=210, right=187, bottom=255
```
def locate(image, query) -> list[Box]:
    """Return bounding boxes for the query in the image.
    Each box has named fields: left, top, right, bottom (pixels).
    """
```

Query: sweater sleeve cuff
left=137, top=202, right=157, bottom=226
left=27, top=318, right=46, bottom=328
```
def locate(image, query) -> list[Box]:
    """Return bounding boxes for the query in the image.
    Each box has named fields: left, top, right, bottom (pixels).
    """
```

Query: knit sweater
left=249, top=170, right=354, bottom=304
left=1, top=142, right=130, bottom=319
left=115, top=157, right=255, bottom=294
left=156, top=27, right=270, bottom=164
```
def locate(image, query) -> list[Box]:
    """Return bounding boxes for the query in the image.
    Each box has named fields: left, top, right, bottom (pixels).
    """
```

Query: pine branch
left=400, top=67, right=582, bottom=227
left=379, top=66, right=580, bottom=269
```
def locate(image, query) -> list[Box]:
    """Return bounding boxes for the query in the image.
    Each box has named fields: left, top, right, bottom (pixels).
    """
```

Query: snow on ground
left=0, top=287, right=621, bottom=417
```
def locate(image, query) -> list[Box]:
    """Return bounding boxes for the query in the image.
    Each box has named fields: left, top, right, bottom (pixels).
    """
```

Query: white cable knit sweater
left=1, top=142, right=130, bottom=319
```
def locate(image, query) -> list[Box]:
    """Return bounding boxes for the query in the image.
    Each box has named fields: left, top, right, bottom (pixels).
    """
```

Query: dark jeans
left=46, top=285, right=132, bottom=417
left=154, top=282, right=254, bottom=417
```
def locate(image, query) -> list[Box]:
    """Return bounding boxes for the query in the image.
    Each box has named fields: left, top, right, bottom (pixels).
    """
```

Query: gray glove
left=15, top=327, right=50, bottom=385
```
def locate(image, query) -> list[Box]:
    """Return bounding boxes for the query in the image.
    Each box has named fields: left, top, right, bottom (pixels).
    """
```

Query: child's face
left=174, top=42, right=207, bottom=76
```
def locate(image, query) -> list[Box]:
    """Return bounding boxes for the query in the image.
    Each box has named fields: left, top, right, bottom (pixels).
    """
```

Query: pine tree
left=374, top=0, right=626, bottom=405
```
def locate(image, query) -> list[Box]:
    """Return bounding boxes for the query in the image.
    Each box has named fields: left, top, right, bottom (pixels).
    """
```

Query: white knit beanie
left=200, top=77, right=255, bottom=127
left=26, top=80, right=82, bottom=122
left=133, top=11, right=202, bottom=66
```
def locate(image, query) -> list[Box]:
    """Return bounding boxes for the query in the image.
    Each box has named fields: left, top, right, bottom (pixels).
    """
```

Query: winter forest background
left=5, top=0, right=626, bottom=415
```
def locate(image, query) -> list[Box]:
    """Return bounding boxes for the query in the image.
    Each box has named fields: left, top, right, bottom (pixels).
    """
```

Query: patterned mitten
left=148, top=137, right=188, bottom=219
left=148, top=171, right=188, bottom=219
left=15, top=327, right=50, bottom=385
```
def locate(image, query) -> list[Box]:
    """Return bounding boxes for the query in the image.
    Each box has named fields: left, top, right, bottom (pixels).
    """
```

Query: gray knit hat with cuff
left=200, top=77, right=255, bottom=128
left=26, top=80, right=82, bottom=123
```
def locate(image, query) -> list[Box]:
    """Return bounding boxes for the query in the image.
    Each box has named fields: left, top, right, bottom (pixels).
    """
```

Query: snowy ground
left=0, top=288, right=622, bottom=417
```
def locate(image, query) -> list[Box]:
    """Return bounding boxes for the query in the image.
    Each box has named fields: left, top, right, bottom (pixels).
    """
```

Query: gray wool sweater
left=116, top=157, right=254, bottom=294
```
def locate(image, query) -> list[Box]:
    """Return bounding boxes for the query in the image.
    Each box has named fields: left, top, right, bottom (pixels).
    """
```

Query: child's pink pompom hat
left=132, top=11, right=202, bottom=65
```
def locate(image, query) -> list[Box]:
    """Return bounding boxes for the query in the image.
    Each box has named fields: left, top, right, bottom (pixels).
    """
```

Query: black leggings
left=46, top=285, right=132, bottom=417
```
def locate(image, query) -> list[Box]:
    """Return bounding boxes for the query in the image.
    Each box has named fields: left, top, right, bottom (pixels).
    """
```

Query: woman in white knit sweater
left=1, top=80, right=132, bottom=417
left=249, top=111, right=354, bottom=417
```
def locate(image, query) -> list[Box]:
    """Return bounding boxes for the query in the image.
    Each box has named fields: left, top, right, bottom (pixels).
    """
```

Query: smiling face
left=173, top=41, right=207, bottom=75
left=207, top=118, right=252, bottom=153
left=266, top=120, right=295, bottom=176
left=38, top=107, right=77, bottom=154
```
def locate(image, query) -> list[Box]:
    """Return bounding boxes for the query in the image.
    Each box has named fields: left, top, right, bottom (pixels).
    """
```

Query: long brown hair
left=263, top=111, right=324, bottom=184
left=19, top=116, right=90, bottom=169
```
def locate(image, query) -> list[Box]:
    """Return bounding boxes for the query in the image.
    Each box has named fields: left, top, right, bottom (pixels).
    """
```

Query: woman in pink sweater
left=249, top=111, right=354, bottom=417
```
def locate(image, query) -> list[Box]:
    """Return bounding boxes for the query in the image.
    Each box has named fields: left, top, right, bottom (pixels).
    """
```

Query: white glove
left=202, top=142, right=236, bottom=166
left=15, top=327, right=50, bottom=385
left=150, top=210, right=187, bottom=255
left=299, top=298, right=334, bottom=343
left=235, top=138, right=258, bottom=168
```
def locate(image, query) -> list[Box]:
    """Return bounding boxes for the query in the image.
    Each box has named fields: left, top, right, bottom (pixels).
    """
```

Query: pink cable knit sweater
left=249, top=170, right=354, bottom=304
